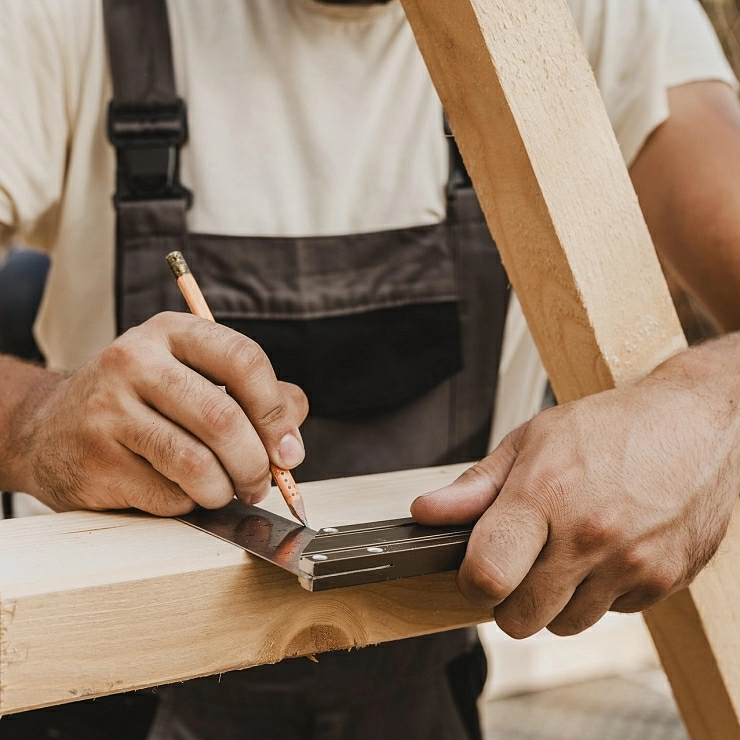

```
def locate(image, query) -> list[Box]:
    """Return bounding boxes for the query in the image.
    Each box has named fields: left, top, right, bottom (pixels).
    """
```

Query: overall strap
left=445, top=116, right=472, bottom=197
left=104, top=0, right=177, bottom=107
left=102, top=0, right=191, bottom=334
left=444, top=116, right=511, bottom=461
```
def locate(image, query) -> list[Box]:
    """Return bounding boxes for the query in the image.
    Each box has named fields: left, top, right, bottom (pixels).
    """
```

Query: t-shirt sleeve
left=0, top=0, right=70, bottom=250
left=571, top=0, right=739, bottom=167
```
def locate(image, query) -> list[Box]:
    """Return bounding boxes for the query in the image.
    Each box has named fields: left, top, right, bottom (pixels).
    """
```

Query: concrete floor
left=482, top=670, right=688, bottom=740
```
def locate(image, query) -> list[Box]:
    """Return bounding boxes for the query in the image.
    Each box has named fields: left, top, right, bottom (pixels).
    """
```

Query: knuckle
left=135, top=481, right=194, bottom=518
left=516, top=468, right=574, bottom=523
left=572, top=508, right=620, bottom=555
left=459, top=462, right=496, bottom=489
left=126, top=420, right=160, bottom=456
left=633, top=569, right=681, bottom=607
left=175, top=443, right=214, bottom=483
left=164, top=498, right=198, bottom=516
left=547, top=596, right=610, bottom=637
left=462, top=557, right=518, bottom=605
left=254, top=399, right=289, bottom=430
left=226, top=336, right=266, bottom=375
left=98, top=338, right=139, bottom=375
left=157, top=363, right=197, bottom=405
left=144, top=311, right=182, bottom=333
left=139, top=425, right=179, bottom=471
left=534, top=470, right=572, bottom=509
left=617, top=547, right=653, bottom=578
left=201, top=395, right=243, bottom=438
left=282, top=383, right=310, bottom=423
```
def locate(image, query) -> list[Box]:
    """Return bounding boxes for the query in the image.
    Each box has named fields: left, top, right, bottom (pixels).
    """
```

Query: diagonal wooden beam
left=398, top=1, right=739, bottom=738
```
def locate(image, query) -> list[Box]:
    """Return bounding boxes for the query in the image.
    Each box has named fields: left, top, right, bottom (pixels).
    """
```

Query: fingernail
left=278, top=433, right=305, bottom=468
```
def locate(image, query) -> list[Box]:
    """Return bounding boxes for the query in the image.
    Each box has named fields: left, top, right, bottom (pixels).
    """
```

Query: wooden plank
left=0, top=464, right=491, bottom=715
left=645, top=505, right=740, bottom=739
left=397, top=1, right=739, bottom=739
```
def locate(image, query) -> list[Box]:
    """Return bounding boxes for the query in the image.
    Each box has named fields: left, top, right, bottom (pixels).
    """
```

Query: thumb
left=411, top=423, right=526, bottom=525
left=279, top=381, right=309, bottom=426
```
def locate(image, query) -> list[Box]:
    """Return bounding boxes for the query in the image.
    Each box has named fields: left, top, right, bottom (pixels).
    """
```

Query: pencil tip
left=294, top=500, right=309, bottom=528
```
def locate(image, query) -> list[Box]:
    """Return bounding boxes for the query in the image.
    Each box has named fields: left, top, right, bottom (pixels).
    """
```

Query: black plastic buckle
left=107, top=98, right=193, bottom=207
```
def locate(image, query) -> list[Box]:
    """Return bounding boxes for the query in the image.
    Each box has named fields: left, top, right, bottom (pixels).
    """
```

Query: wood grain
left=0, top=464, right=491, bottom=715
left=398, top=1, right=739, bottom=738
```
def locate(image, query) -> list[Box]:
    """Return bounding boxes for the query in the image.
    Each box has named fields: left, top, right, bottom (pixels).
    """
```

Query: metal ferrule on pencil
left=166, top=251, right=191, bottom=279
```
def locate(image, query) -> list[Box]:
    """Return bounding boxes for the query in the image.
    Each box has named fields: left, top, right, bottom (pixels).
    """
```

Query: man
left=1, top=0, right=739, bottom=738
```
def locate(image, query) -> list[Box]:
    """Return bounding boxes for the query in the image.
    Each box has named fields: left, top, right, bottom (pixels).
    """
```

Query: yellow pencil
left=166, top=251, right=309, bottom=527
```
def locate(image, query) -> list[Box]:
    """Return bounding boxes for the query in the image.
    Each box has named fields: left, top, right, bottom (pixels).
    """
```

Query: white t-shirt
left=0, top=0, right=735, bottom=439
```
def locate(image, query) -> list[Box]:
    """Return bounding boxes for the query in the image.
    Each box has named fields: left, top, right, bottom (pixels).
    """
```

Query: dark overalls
left=103, top=1, right=510, bottom=738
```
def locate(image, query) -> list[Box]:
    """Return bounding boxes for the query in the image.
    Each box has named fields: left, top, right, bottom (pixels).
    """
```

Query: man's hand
left=3, top=312, right=308, bottom=516
left=412, top=339, right=740, bottom=638
left=412, top=80, right=740, bottom=639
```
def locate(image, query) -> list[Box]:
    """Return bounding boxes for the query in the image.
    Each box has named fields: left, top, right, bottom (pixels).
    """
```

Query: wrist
left=645, top=333, right=740, bottom=492
left=0, top=357, right=65, bottom=497
left=650, top=333, right=740, bottom=403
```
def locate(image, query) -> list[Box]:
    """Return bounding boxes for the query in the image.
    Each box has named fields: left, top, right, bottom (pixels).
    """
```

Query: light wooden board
left=0, top=464, right=492, bottom=715
left=398, top=1, right=739, bottom=739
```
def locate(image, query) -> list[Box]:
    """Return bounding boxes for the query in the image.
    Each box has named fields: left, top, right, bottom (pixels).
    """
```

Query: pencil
left=165, top=251, right=309, bottom=527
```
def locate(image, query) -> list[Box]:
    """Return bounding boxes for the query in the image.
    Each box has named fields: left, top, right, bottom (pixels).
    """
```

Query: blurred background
left=700, top=0, right=740, bottom=73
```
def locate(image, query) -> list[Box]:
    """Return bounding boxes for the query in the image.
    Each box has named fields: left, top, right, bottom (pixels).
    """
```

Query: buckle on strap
left=107, top=98, right=193, bottom=207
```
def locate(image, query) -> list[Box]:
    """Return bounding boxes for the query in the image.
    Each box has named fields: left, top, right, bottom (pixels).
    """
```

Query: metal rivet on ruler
left=311, top=554, right=328, bottom=561
left=366, top=547, right=384, bottom=554
left=322, top=527, right=339, bottom=534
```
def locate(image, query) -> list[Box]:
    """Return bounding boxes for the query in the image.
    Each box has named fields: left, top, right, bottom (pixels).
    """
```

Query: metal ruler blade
left=177, top=500, right=472, bottom=592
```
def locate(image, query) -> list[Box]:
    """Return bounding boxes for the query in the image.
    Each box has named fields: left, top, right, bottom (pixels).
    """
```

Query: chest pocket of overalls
left=118, top=207, right=462, bottom=421
left=190, top=226, right=461, bottom=420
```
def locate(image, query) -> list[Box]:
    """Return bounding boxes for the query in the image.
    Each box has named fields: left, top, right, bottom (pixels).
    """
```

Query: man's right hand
left=8, top=312, right=308, bottom=516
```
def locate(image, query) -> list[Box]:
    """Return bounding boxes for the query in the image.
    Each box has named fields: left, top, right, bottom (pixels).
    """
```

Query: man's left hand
left=412, top=342, right=740, bottom=638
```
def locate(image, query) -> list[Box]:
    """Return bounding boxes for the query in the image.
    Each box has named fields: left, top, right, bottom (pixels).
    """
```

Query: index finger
left=411, top=424, right=526, bottom=525
left=157, top=313, right=307, bottom=469
left=457, top=481, right=548, bottom=608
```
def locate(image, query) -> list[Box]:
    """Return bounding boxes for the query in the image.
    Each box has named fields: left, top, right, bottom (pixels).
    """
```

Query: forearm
left=651, top=331, right=740, bottom=452
left=0, top=354, right=63, bottom=494
left=631, top=81, right=740, bottom=331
